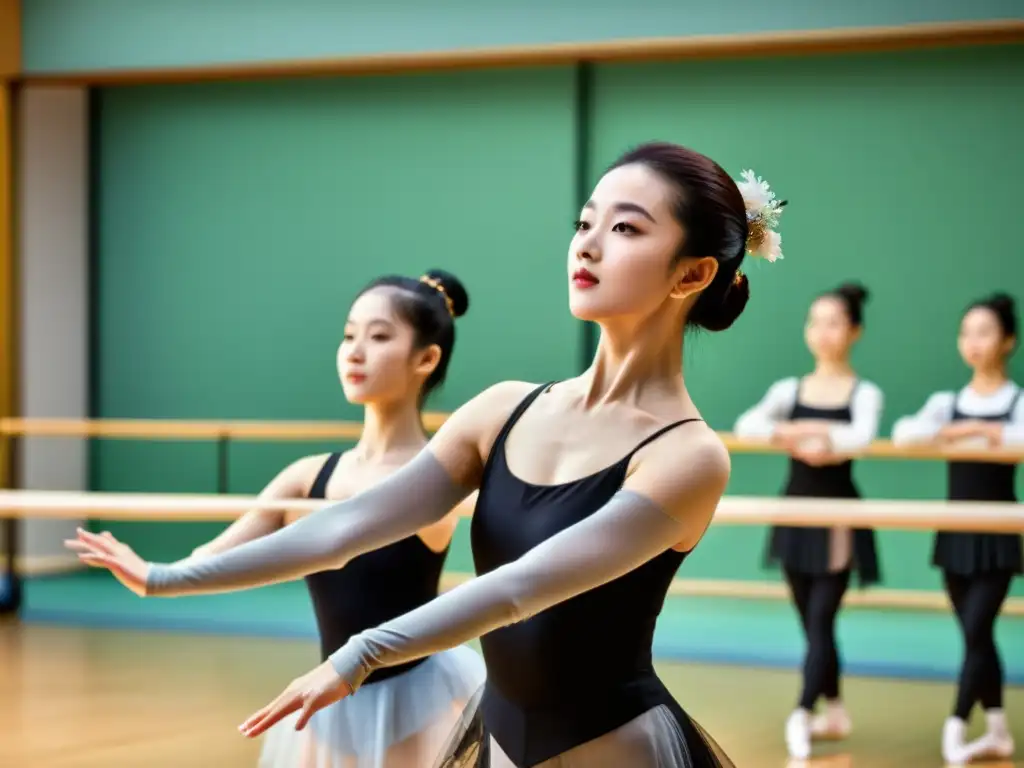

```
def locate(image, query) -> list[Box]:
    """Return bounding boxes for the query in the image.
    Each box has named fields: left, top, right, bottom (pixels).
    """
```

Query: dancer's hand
left=937, top=420, right=994, bottom=444
left=773, top=421, right=828, bottom=448
left=238, top=660, right=354, bottom=738
left=64, top=528, right=151, bottom=596
left=791, top=444, right=833, bottom=466
left=770, top=422, right=803, bottom=449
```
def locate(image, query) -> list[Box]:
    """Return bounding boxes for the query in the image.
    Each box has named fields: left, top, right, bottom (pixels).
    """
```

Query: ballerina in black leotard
left=70, top=270, right=485, bottom=768
left=734, top=283, right=884, bottom=760
left=70, top=143, right=787, bottom=767
left=893, top=293, right=1022, bottom=765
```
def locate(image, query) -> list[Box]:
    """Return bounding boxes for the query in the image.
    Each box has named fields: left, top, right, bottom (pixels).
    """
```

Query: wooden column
left=0, top=0, right=19, bottom=606
left=0, top=83, right=16, bottom=606
left=0, top=0, right=18, bottom=488
left=0, top=83, right=12, bottom=484
left=0, top=0, right=19, bottom=80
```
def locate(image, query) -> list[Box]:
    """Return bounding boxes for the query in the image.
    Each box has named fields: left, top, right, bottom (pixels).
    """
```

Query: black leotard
left=303, top=452, right=449, bottom=683
left=464, top=383, right=721, bottom=766
left=766, top=384, right=880, bottom=585
left=933, top=389, right=1022, bottom=575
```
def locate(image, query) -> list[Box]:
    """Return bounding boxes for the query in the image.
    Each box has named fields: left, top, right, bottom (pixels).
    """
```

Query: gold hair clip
left=733, top=269, right=745, bottom=286
left=419, top=276, right=455, bottom=318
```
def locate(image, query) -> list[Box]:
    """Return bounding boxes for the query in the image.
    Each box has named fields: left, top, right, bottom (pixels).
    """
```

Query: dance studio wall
left=89, top=44, right=1024, bottom=595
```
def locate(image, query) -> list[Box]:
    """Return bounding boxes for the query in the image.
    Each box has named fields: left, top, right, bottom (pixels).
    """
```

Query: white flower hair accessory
left=736, top=169, right=786, bottom=263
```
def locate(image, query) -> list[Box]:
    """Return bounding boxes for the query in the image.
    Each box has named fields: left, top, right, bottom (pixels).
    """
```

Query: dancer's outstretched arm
left=65, top=455, right=324, bottom=574
left=239, top=423, right=728, bottom=738
left=68, top=382, right=531, bottom=598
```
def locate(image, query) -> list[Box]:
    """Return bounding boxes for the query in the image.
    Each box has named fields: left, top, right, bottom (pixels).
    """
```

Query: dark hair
left=356, top=269, right=469, bottom=404
left=821, top=282, right=870, bottom=328
left=608, top=142, right=751, bottom=332
left=966, top=292, right=1018, bottom=339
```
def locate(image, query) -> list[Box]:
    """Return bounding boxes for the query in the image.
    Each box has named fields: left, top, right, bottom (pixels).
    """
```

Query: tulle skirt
left=433, top=687, right=734, bottom=768
left=260, top=646, right=486, bottom=768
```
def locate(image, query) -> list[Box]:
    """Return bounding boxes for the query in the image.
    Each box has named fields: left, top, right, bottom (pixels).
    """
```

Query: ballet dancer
left=70, top=143, right=787, bottom=767
left=71, top=270, right=486, bottom=768
left=893, top=292, right=1021, bottom=765
left=733, top=282, right=883, bottom=760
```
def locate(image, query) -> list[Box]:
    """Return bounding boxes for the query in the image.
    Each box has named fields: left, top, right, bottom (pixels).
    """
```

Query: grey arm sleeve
left=329, top=489, right=688, bottom=691
left=146, top=450, right=470, bottom=597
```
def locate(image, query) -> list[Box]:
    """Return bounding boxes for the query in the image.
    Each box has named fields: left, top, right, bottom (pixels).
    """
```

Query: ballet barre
left=1, top=417, right=1020, bottom=462
left=719, top=436, right=1024, bottom=465
left=1, top=418, right=1021, bottom=616
left=2, top=490, right=1021, bottom=616
left=0, top=414, right=449, bottom=441
left=0, top=489, right=1020, bottom=532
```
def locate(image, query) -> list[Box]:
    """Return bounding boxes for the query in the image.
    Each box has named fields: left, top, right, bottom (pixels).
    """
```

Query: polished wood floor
left=1, top=620, right=1020, bottom=767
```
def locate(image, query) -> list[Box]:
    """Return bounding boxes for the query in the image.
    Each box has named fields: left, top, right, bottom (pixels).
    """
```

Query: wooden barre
left=0, top=415, right=448, bottom=441
left=0, top=490, right=1020, bottom=532
left=718, top=435, right=1024, bottom=464
left=1, top=416, right=1022, bottom=463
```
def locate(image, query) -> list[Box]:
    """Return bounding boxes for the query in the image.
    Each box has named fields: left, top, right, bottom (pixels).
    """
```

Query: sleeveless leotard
left=933, top=389, right=1022, bottom=575
left=304, top=452, right=449, bottom=683
left=440, top=383, right=732, bottom=767
left=766, top=381, right=880, bottom=586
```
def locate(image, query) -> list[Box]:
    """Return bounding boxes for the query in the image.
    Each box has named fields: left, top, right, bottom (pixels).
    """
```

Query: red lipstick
left=572, top=268, right=599, bottom=289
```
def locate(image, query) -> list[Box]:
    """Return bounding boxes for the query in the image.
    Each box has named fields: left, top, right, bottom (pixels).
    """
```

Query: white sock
left=943, top=717, right=971, bottom=764
left=810, top=700, right=851, bottom=738
left=785, top=709, right=812, bottom=759
left=985, top=708, right=1008, bottom=737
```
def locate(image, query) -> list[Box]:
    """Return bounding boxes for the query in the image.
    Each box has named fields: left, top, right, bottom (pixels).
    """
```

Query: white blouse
left=734, top=377, right=885, bottom=452
left=891, top=382, right=1024, bottom=446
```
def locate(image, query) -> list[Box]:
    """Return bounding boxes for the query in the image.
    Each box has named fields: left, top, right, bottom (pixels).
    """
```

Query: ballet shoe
left=942, top=717, right=971, bottom=765
left=785, top=709, right=812, bottom=760
left=978, top=709, right=1015, bottom=759
left=809, top=701, right=852, bottom=741
left=963, top=732, right=1014, bottom=762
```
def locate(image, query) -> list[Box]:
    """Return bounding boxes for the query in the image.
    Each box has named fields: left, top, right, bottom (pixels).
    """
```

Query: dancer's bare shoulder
left=624, top=422, right=731, bottom=552
left=264, top=453, right=333, bottom=500
left=428, top=380, right=542, bottom=489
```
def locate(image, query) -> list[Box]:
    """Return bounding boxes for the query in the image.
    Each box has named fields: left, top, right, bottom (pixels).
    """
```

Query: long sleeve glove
left=328, top=488, right=689, bottom=692
left=147, top=450, right=470, bottom=597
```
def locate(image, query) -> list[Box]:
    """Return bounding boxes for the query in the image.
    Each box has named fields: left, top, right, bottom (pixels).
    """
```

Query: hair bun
left=691, top=270, right=749, bottom=332
left=987, top=292, right=1016, bottom=313
left=835, top=282, right=870, bottom=306
left=424, top=269, right=470, bottom=318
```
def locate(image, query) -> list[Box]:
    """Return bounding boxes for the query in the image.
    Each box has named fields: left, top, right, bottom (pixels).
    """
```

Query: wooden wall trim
left=0, top=84, right=16, bottom=609
left=0, top=0, right=18, bottom=79
left=20, top=19, right=1024, bottom=86
left=0, top=84, right=13, bottom=482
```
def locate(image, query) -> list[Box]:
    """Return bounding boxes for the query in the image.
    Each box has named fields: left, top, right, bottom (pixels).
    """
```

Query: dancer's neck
left=581, top=307, right=687, bottom=409
left=969, top=367, right=1009, bottom=396
left=353, top=399, right=427, bottom=462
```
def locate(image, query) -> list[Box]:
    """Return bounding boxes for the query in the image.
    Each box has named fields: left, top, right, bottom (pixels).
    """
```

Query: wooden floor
left=1, top=620, right=1021, bottom=767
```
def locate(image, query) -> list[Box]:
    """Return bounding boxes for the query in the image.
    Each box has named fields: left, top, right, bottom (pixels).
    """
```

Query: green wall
left=91, top=45, right=1024, bottom=594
